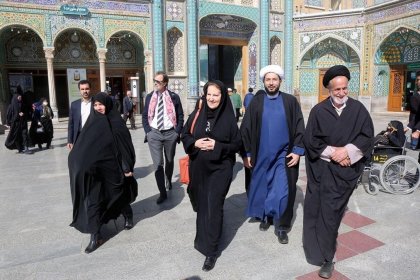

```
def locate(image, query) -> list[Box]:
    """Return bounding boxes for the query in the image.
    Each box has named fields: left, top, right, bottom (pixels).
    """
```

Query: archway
left=199, top=14, right=257, bottom=96
left=374, top=27, right=420, bottom=112
left=1, top=24, right=45, bottom=120
left=106, top=30, right=145, bottom=113
left=299, top=37, right=360, bottom=103
left=53, top=28, right=98, bottom=116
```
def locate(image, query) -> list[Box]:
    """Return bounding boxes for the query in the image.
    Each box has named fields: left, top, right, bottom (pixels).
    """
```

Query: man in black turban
left=302, top=65, right=374, bottom=278
left=322, top=65, right=351, bottom=89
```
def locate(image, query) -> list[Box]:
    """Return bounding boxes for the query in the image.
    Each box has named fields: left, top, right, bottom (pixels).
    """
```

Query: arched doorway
left=374, top=27, right=420, bottom=112
left=1, top=25, right=45, bottom=115
left=106, top=31, right=145, bottom=113
left=199, top=14, right=257, bottom=96
left=53, top=28, right=98, bottom=116
left=299, top=37, right=360, bottom=103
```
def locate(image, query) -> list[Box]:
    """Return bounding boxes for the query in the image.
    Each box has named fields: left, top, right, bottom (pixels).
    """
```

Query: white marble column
left=43, top=47, right=59, bottom=123
left=144, top=50, right=153, bottom=94
left=97, top=48, right=107, bottom=92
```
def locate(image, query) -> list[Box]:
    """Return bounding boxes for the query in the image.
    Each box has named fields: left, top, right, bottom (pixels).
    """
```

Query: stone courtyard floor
left=0, top=112, right=419, bottom=280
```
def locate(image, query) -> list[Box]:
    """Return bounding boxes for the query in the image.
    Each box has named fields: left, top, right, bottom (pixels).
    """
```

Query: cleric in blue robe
left=240, top=65, right=305, bottom=244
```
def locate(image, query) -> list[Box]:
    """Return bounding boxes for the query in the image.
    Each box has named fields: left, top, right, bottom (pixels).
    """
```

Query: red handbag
left=179, top=100, right=202, bottom=185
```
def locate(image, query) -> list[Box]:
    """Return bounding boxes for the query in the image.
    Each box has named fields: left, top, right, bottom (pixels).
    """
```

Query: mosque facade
left=0, top=0, right=419, bottom=123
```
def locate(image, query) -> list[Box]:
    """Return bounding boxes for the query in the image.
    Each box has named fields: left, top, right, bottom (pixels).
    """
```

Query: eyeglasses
left=153, top=79, right=165, bottom=85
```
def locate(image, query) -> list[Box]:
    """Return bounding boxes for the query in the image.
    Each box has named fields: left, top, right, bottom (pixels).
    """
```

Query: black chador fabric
left=181, top=80, right=241, bottom=257
left=302, top=97, right=374, bottom=265
left=240, top=89, right=305, bottom=227
left=68, top=93, right=137, bottom=234
left=29, top=104, right=54, bottom=146
left=5, top=94, right=27, bottom=150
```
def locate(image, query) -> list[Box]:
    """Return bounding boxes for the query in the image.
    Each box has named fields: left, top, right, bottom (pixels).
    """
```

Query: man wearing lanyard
left=142, top=71, right=184, bottom=204
left=67, top=80, right=92, bottom=150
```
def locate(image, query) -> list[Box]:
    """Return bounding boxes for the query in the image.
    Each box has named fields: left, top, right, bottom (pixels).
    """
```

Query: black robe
left=68, top=93, right=137, bottom=234
left=29, top=104, right=54, bottom=146
left=240, top=90, right=305, bottom=227
left=5, top=94, right=28, bottom=151
left=302, top=97, right=374, bottom=265
left=181, top=81, right=241, bottom=257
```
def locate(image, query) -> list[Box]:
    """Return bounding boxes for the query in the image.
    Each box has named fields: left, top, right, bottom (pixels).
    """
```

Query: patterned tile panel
left=0, top=11, right=45, bottom=43
left=166, top=21, right=185, bottom=32
left=349, top=68, right=360, bottom=95
left=166, top=1, right=184, bottom=21
left=5, top=0, right=150, bottom=14
left=373, top=65, right=390, bottom=97
left=299, top=70, right=317, bottom=95
left=168, top=78, right=186, bottom=95
left=352, top=0, right=365, bottom=8
left=270, top=12, right=282, bottom=31
left=304, top=0, right=323, bottom=6
left=270, top=0, right=282, bottom=12
left=296, top=14, right=360, bottom=31
left=104, top=19, right=148, bottom=49
left=50, top=15, right=101, bottom=48
left=366, top=2, right=420, bottom=23
left=270, top=36, right=281, bottom=66
left=300, top=29, right=362, bottom=54
left=198, top=1, right=258, bottom=23
left=167, top=28, right=184, bottom=73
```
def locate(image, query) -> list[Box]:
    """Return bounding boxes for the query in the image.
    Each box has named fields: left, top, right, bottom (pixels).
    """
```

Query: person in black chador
left=5, top=93, right=33, bottom=154
left=68, top=92, right=137, bottom=254
left=29, top=98, right=54, bottom=150
left=303, top=65, right=374, bottom=279
left=181, top=80, right=241, bottom=272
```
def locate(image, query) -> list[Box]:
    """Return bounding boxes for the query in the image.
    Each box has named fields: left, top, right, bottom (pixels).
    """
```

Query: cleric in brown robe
left=302, top=65, right=374, bottom=279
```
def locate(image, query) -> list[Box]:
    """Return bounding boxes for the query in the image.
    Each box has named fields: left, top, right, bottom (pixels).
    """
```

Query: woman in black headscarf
left=181, top=80, right=241, bottom=271
left=29, top=97, right=54, bottom=150
left=68, top=92, right=137, bottom=254
left=5, top=93, right=33, bottom=154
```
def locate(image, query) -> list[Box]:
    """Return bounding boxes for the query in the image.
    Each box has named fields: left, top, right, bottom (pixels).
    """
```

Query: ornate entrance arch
left=199, top=14, right=257, bottom=96
left=299, top=36, right=360, bottom=103
left=374, top=26, right=420, bottom=112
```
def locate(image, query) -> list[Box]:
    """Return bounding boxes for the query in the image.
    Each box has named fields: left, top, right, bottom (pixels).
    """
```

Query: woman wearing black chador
left=181, top=80, right=241, bottom=271
left=68, top=92, right=137, bottom=253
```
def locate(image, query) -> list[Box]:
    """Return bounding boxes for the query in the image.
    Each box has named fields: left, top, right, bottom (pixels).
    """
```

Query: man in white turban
left=240, top=65, right=305, bottom=244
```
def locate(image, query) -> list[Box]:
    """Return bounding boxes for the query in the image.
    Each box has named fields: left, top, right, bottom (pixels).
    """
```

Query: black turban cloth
left=68, top=92, right=137, bottom=234
left=322, top=65, right=351, bottom=88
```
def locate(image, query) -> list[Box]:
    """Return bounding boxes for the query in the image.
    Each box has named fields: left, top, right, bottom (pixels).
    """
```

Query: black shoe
left=123, top=214, right=134, bottom=230
left=318, top=261, right=334, bottom=279
left=84, top=233, right=104, bottom=254
left=156, top=195, right=167, bottom=204
left=259, top=221, right=271, bottom=231
left=278, top=230, right=289, bottom=244
left=166, top=181, right=173, bottom=190
left=202, top=256, right=217, bottom=271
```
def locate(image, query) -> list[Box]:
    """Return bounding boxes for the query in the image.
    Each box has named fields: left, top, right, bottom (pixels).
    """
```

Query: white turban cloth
left=259, top=65, right=285, bottom=80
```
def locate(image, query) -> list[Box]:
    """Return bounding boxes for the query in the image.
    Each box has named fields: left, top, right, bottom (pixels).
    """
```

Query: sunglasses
left=153, top=79, right=165, bottom=85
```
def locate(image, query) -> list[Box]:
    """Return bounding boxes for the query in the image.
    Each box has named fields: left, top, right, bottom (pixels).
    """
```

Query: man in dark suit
left=142, top=71, right=184, bottom=204
left=67, top=80, right=92, bottom=149
left=123, top=90, right=136, bottom=129
left=409, top=71, right=420, bottom=124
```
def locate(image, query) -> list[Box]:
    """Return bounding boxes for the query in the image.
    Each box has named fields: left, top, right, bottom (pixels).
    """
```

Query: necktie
left=157, top=93, right=164, bottom=130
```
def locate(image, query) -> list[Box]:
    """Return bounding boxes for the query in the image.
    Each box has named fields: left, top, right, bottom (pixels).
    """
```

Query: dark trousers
left=123, top=111, right=135, bottom=128
left=235, top=108, right=241, bottom=122
left=147, top=128, right=178, bottom=196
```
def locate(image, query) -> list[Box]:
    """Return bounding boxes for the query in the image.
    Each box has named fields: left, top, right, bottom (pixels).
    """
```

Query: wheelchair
left=358, top=138, right=420, bottom=195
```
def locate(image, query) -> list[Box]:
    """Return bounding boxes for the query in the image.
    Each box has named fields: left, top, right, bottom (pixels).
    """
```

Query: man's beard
left=265, top=86, right=280, bottom=96
left=330, top=95, right=348, bottom=106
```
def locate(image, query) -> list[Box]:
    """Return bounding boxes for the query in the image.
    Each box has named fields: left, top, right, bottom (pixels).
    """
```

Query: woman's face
left=206, top=85, right=222, bottom=110
left=94, top=101, right=106, bottom=114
